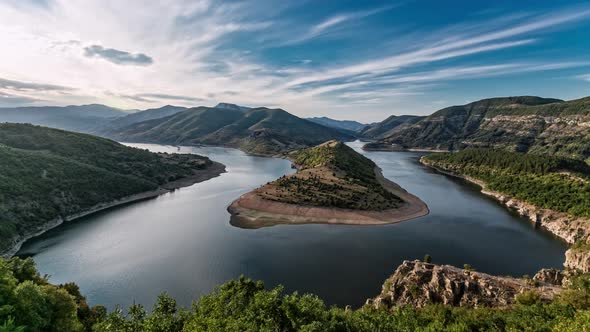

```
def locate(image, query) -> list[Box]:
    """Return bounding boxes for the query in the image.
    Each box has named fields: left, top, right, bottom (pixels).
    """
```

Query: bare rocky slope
left=365, top=96, right=590, bottom=161
left=368, top=261, right=562, bottom=309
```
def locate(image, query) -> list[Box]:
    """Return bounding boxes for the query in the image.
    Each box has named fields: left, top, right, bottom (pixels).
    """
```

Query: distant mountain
left=101, top=105, right=188, bottom=131
left=214, top=102, right=251, bottom=112
left=306, top=117, right=367, bottom=133
left=0, top=104, right=128, bottom=133
left=105, top=106, right=354, bottom=155
left=365, top=96, right=590, bottom=161
left=360, top=115, right=425, bottom=139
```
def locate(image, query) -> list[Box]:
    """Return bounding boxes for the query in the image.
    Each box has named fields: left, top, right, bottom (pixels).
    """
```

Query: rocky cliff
left=368, top=260, right=561, bottom=309
left=421, top=157, right=590, bottom=246
left=564, top=247, right=590, bottom=273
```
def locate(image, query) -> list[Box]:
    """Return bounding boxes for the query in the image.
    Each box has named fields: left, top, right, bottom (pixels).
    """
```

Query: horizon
left=0, top=94, right=580, bottom=123
left=1, top=0, right=590, bottom=122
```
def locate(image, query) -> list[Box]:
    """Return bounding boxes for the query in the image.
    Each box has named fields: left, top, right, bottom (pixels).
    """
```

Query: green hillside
left=105, top=107, right=354, bottom=155
left=3, top=256, right=590, bottom=332
left=255, top=141, right=403, bottom=210
left=368, top=96, right=590, bottom=161
left=0, top=124, right=217, bottom=254
left=360, top=115, right=424, bottom=139
left=423, top=149, right=590, bottom=217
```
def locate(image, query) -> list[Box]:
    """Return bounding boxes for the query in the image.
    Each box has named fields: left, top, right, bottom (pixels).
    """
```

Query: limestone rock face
left=368, top=260, right=561, bottom=309
left=484, top=191, right=590, bottom=245
left=533, top=269, right=565, bottom=286
left=564, top=249, right=590, bottom=273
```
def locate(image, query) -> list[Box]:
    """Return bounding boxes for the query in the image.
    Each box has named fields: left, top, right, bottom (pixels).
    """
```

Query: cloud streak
left=0, top=1, right=589, bottom=119
left=83, top=45, right=154, bottom=66
left=0, top=77, right=74, bottom=92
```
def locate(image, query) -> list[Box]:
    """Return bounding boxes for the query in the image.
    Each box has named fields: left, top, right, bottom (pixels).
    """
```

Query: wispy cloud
left=0, top=77, right=74, bottom=92
left=281, top=5, right=395, bottom=45
left=0, top=1, right=589, bottom=120
left=83, top=45, right=154, bottom=66
left=107, top=92, right=204, bottom=103
left=0, top=91, right=42, bottom=106
left=282, top=7, right=590, bottom=90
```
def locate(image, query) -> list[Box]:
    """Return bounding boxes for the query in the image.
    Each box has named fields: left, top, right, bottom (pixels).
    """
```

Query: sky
left=1, top=0, right=590, bottom=122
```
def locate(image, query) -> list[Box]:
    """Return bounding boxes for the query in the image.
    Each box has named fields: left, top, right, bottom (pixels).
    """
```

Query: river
left=17, top=141, right=567, bottom=309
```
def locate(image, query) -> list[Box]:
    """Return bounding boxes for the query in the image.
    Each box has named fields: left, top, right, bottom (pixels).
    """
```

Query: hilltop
left=0, top=123, right=224, bottom=256
left=104, top=107, right=354, bottom=155
left=364, top=96, right=590, bottom=161
left=228, top=140, right=428, bottom=228
left=306, top=116, right=367, bottom=133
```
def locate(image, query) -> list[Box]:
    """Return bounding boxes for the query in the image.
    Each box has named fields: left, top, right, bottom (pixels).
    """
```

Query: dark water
left=18, top=141, right=567, bottom=310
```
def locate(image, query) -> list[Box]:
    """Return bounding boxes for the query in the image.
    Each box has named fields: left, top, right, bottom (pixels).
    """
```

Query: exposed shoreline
left=2, top=161, right=225, bottom=258
left=228, top=166, right=429, bottom=228
left=420, top=157, right=590, bottom=245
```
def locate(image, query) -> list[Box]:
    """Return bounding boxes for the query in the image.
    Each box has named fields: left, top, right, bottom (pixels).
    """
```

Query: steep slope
left=421, top=149, right=590, bottom=243
left=360, top=115, right=424, bottom=139
left=105, top=106, right=244, bottom=144
left=366, top=96, right=590, bottom=160
left=0, top=123, right=224, bottom=256
left=214, top=102, right=251, bottom=112
left=0, top=104, right=128, bottom=133
left=306, top=116, right=367, bottom=132
left=228, top=140, right=428, bottom=227
left=102, top=105, right=187, bottom=130
left=107, top=107, right=354, bottom=155
left=368, top=260, right=561, bottom=309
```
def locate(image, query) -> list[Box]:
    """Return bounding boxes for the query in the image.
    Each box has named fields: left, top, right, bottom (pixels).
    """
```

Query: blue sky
left=1, top=0, right=590, bottom=121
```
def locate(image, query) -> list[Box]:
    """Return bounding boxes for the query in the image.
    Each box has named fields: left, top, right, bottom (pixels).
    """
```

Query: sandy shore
left=228, top=166, right=429, bottom=228
left=2, top=161, right=225, bottom=258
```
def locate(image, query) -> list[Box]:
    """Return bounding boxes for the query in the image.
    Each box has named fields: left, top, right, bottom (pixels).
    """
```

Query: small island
left=228, top=140, right=428, bottom=228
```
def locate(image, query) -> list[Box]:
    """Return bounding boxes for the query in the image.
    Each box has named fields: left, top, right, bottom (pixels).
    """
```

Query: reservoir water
left=18, top=141, right=567, bottom=309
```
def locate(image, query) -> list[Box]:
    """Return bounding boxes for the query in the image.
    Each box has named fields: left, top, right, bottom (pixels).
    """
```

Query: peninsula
left=228, top=140, right=428, bottom=228
left=0, top=123, right=225, bottom=257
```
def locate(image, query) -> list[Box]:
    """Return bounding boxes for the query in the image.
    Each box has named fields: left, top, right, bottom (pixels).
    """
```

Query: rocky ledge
left=481, top=189, right=590, bottom=245
left=421, top=158, right=590, bottom=246
left=564, top=248, right=590, bottom=273
left=367, top=260, right=562, bottom=309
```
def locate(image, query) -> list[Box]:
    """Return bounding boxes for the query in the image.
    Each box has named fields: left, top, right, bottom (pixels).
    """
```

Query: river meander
left=18, top=141, right=567, bottom=309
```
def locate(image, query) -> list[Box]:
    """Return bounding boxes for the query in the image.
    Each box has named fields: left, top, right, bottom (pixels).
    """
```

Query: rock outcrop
left=481, top=190, right=590, bottom=245
left=368, top=260, right=561, bottom=309
left=421, top=158, right=590, bottom=245
left=564, top=248, right=590, bottom=273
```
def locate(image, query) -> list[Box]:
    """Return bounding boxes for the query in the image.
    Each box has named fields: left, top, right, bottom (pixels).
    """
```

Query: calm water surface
left=18, top=141, right=567, bottom=309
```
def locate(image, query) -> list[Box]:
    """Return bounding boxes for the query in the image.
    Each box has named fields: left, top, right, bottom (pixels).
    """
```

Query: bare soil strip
left=228, top=166, right=429, bottom=228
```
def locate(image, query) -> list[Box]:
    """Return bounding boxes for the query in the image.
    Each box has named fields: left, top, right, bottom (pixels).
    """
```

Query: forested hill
left=103, top=106, right=354, bottom=155
left=366, top=96, right=590, bottom=161
left=423, top=148, right=590, bottom=218
left=255, top=140, right=403, bottom=210
left=0, top=123, right=221, bottom=255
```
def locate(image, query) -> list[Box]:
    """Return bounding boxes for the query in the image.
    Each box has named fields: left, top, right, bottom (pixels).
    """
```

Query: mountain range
left=101, top=105, right=354, bottom=155
left=363, top=96, right=590, bottom=161
left=2, top=95, right=589, bottom=160
left=306, top=117, right=368, bottom=133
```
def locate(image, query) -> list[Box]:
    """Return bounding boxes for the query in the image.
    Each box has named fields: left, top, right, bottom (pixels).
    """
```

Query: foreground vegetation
left=0, top=124, right=214, bottom=253
left=2, top=257, right=590, bottom=331
left=423, top=149, right=590, bottom=218
left=257, top=141, right=403, bottom=210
